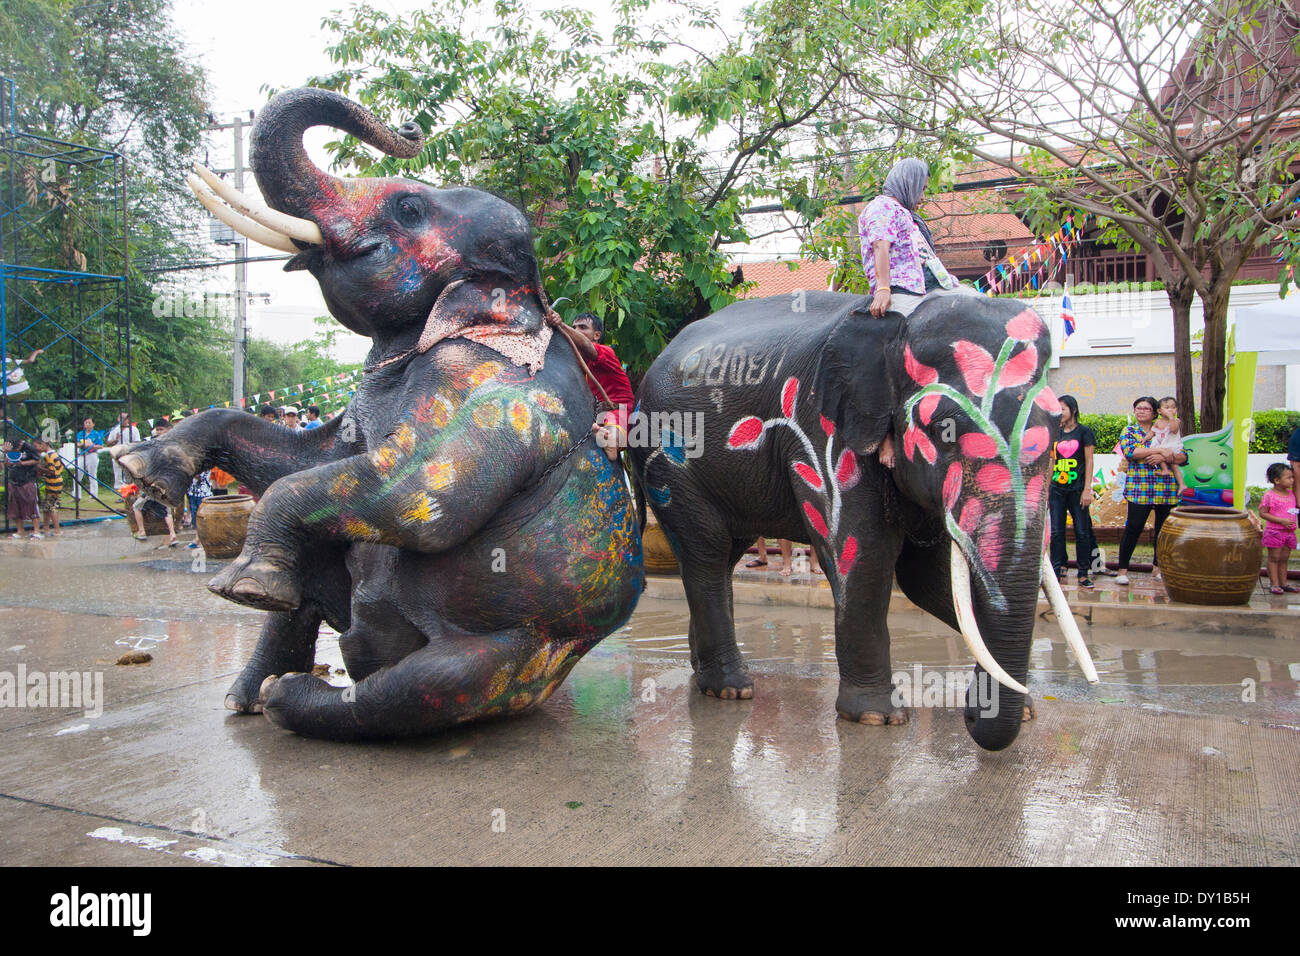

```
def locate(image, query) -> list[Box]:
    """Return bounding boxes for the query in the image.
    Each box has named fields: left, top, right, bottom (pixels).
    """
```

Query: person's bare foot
left=779, top=566, right=792, bottom=577
left=879, top=433, right=895, bottom=469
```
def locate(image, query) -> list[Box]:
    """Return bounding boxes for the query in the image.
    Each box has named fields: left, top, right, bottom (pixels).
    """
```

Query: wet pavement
left=0, top=523, right=1297, bottom=865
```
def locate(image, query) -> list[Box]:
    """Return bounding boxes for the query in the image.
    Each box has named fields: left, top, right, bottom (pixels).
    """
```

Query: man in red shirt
left=565, top=313, right=634, bottom=461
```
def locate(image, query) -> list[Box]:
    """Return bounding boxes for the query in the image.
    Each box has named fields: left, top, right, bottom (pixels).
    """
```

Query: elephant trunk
left=249, top=88, right=424, bottom=221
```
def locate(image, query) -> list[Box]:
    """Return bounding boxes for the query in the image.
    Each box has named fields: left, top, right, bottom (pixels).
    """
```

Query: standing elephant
left=630, top=290, right=1095, bottom=751
left=118, top=88, right=642, bottom=741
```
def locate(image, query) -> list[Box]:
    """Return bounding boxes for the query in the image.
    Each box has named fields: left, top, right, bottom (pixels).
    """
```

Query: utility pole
left=204, top=112, right=254, bottom=407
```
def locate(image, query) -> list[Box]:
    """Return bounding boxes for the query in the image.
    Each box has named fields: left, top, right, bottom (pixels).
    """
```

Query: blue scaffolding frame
left=2, top=76, right=131, bottom=532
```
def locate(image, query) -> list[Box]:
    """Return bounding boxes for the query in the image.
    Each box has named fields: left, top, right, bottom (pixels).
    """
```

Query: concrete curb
left=643, top=573, right=1300, bottom=638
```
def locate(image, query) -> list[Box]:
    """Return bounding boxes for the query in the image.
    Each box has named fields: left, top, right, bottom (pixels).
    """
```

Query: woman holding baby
left=1115, top=395, right=1189, bottom=585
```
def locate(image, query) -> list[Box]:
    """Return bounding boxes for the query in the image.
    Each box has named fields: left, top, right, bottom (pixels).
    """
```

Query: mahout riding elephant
left=118, top=88, right=642, bottom=741
left=631, top=290, right=1095, bottom=751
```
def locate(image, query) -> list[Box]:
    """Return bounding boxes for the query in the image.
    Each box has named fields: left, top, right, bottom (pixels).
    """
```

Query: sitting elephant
left=631, top=291, right=1096, bottom=751
left=119, top=88, right=643, bottom=740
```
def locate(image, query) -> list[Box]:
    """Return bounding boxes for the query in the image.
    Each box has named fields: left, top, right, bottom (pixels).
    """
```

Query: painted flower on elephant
left=401, top=492, right=441, bottom=524
left=425, top=459, right=456, bottom=491
left=368, top=444, right=401, bottom=474
left=392, top=422, right=418, bottom=455
left=528, top=390, right=565, bottom=414
left=509, top=400, right=532, bottom=436
left=472, top=401, right=503, bottom=429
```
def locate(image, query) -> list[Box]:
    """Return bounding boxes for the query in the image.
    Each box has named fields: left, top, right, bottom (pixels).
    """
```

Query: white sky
left=171, top=0, right=752, bottom=363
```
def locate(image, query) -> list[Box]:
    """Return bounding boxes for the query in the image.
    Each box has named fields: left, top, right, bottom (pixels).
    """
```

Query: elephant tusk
left=186, top=175, right=299, bottom=253
left=192, top=164, right=323, bottom=245
left=1040, top=558, right=1100, bottom=683
left=951, top=542, right=1029, bottom=696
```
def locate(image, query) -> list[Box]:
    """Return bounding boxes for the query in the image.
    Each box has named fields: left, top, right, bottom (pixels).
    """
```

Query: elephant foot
left=835, top=685, right=908, bottom=726
left=694, top=662, right=754, bottom=700
left=209, top=556, right=301, bottom=611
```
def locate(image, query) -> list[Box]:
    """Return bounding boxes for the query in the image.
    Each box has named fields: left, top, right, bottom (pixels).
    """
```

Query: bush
left=1079, top=413, right=1128, bottom=453
left=1075, top=410, right=1297, bottom=455
left=1251, top=409, right=1300, bottom=455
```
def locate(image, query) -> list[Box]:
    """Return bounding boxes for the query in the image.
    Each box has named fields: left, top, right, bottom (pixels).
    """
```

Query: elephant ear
left=417, top=273, right=552, bottom=373
left=812, top=309, right=905, bottom=455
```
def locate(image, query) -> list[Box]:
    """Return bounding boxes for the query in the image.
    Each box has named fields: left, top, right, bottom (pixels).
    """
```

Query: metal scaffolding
left=1, top=77, right=131, bottom=531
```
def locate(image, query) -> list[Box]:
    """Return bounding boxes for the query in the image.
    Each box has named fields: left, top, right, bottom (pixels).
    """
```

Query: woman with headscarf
left=855, top=157, right=957, bottom=466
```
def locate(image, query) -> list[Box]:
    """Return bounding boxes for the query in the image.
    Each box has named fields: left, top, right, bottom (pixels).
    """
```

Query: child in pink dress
left=1259, top=463, right=1298, bottom=595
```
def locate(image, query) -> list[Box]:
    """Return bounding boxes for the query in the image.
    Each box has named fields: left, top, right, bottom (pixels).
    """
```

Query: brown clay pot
left=641, top=515, right=679, bottom=575
left=195, top=494, right=256, bottom=558
left=1155, top=505, right=1261, bottom=606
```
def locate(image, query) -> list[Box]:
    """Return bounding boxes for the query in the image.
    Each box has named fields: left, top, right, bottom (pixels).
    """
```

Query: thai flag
left=1061, top=287, right=1076, bottom=342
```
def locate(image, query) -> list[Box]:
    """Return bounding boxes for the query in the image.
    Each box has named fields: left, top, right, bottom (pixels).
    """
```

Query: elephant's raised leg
left=675, top=527, right=753, bottom=700
left=258, top=628, right=584, bottom=741
left=823, top=525, right=908, bottom=725
left=226, top=605, right=322, bottom=714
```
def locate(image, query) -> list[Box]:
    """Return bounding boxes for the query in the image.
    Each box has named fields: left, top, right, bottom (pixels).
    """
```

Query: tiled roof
left=735, top=259, right=836, bottom=298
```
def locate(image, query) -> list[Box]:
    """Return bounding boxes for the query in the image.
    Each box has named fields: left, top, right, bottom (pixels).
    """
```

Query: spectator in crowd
left=742, top=537, right=821, bottom=575
left=33, top=436, right=64, bottom=536
left=3, top=347, right=43, bottom=402
left=282, top=406, right=301, bottom=429
left=1259, top=462, right=1298, bottom=595
left=563, top=313, right=635, bottom=462
left=301, top=405, right=323, bottom=430
left=1115, top=395, right=1188, bottom=585
left=856, top=159, right=957, bottom=469
left=1048, top=395, right=1098, bottom=588
left=104, top=411, right=142, bottom=489
left=130, top=420, right=177, bottom=545
left=207, top=466, right=235, bottom=495
left=4, top=436, right=42, bottom=538
left=260, top=404, right=279, bottom=425
left=73, top=417, right=104, bottom=501
left=185, top=469, right=214, bottom=543
left=1149, top=396, right=1187, bottom=497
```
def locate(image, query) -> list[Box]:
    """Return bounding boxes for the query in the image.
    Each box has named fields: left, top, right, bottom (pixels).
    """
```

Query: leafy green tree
left=308, top=0, right=867, bottom=375
left=840, top=0, right=1300, bottom=431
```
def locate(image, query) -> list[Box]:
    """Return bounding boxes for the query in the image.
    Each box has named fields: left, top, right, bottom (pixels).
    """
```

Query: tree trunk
left=1197, top=280, right=1233, bottom=433
left=1168, top=280, right=1197, bottom=433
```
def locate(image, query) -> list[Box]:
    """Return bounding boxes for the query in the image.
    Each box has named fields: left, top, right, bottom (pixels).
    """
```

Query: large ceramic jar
left=195, top=494, right=256, bottom=558
left=1156, top=505, right=1261, bottom=606
left=641, top=513, right=679, bottom=575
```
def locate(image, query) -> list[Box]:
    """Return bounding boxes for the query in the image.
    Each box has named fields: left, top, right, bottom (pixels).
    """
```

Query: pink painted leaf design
left=904, top=344, right=938, bottom=386
left=781, top=377, right=799, bottom=417
left=975, top=464, right=1012, bottom=494
left=942, top=463, right=963, bottom=510
left=917, top=393, right=941, bottom=425
left=994, top=345, right=1038, bottom=390
left=838, top=536, right=858, bottom=575
left=953, top=340, right=995, bottom=397
left=978, top=527, right=1004, bottom=573
left=835, top=449, right=861, bottom=490
left=1034, top=387, right=1062, bottom=415
left=727, top=416, right=764, bottom=450
left=1025, top=474, right=1045, bottom=511
left=803, top=500, right=829, bottom=538
left=958, top=498, right=984, bottom=535
left=1005, top=309, right=1044, bottom=341
left=902, top=425, right=937, bottom=464
left=958, top=432, right=999, bottom=459
left=793, top=462, right=823, bottom=490
left=1019, top=426, right=1050, bottom=464
left=819, top=414, right=835, bottom=437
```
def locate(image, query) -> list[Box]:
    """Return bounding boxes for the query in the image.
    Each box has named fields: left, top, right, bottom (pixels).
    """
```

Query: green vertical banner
left=1226, top=327, right=1257, bottom=509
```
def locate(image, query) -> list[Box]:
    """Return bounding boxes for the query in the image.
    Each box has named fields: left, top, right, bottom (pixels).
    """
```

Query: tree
left=307, top=0, right=868, bottom=375
left=1, top=0, right=219, bottom=423
left=842, top=0, right=1300, bottom=431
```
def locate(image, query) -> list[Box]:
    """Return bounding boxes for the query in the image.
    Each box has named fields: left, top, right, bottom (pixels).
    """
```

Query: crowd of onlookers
left=1048, top=394, right=1298, bottom=595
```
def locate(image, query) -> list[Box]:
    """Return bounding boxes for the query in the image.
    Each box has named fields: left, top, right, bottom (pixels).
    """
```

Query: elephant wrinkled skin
left=120, top=88, right=642, bottom=741
left=631, top=290, right=1064, bottom=751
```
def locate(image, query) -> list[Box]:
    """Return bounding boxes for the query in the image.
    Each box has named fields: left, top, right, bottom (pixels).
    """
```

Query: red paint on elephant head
left=1005, top=309, right=1044, bottom=341
left=953, top=341, right=995, bottom=397
left=942, top=462, right=963, bottom=510
left=903, top=425, right=937, bottom=464
left=917, top=393, right=941, bottom=425
left=1034, top=387, right=1062, bottom=415
left=958, top=432, right=999, bottom=459
left=995, top=346, right=1038, bottom=390
left=838, top=536, right=858, bottom=575
left=835, top=449, right=860, bottom=490
left=794, top=462, right=823, bottom=490
left=1020, top=426, right=1050, bottom=464
left=803, top=501, right=829, bottom=538
left=904, top=344, right=938, bottom=386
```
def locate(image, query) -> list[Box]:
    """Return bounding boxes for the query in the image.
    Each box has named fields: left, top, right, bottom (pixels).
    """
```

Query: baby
left=1149, top=396, right=1186, bottom=495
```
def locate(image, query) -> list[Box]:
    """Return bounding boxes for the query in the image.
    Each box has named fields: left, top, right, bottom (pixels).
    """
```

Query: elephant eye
left=396, top=197, right=423, bottom=227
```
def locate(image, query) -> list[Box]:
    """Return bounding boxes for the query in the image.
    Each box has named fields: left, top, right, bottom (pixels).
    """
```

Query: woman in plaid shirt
left=1115, top=395, right=1188, bottom=585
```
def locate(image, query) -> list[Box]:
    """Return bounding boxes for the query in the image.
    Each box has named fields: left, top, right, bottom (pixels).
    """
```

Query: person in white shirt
left=105, top=411, right=142, bottom=489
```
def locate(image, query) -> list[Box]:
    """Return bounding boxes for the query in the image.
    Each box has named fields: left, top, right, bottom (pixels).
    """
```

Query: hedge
left=1078, top=410, right=1299, bottom=454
